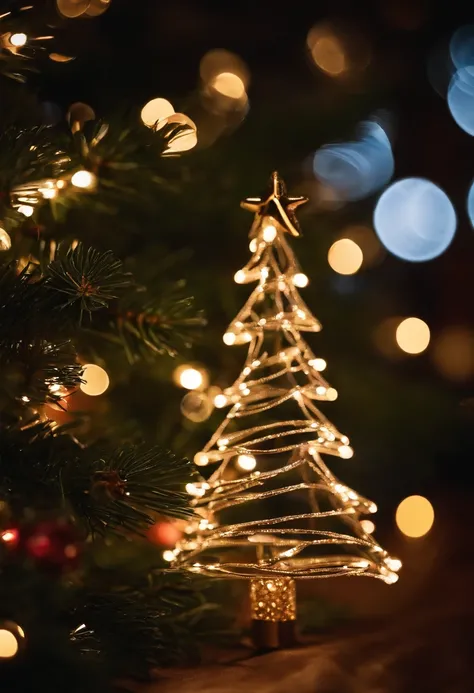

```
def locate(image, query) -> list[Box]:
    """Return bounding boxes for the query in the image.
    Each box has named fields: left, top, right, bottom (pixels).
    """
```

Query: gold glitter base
left=250, top=577, right=296, bottom=621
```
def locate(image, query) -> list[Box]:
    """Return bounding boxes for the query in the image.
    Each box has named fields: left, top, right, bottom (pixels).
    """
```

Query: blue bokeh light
left=313, top=118, right=394, bottom=201
left=447, top=68, right=474, bottom=136
left=450, top=25, right=474, bottom=70
left=467, top=180, right=474, bottom=228
left=373, top=178, right=457, bottom=262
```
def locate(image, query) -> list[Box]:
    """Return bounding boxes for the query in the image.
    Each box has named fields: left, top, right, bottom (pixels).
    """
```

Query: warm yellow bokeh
left=237, top=454, right=257, bottom=471
left=396, top=495, right=434, bottom=538
left=140, top=97, right=174, bottom=128
left=328, top=238, right=363, bottom=275
left=0, top=630, right=18, bottom=658
left=211, top=72, right=246, bottom=99
left=396, top=317, right=430, bottom=354
left=80, top=364, right=110, bottom=396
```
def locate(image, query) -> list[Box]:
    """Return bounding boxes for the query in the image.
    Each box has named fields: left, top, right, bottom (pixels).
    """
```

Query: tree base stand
left=250, top=577, right=297, bottom=650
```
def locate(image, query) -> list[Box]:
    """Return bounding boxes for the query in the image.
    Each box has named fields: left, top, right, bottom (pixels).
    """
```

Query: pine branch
left=0, top=420, right=194, bottom=536
left=100, top=280, right=206, bottom=362
left=46, top=244, right=132, bottom=320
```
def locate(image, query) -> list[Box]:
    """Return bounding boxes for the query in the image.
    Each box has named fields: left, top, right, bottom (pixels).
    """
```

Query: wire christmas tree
left=174, top=172, right=401, bottom=641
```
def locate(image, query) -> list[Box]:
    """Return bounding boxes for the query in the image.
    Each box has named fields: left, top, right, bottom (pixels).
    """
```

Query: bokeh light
left=467, top=180, right=474, bottom=227
left=449, top=24, right=474, bottom=70
left=396, top=495, right=434, bottom=538
left=162, top=550, right=175, bottom=562
left=307, top=26, right=346, bottom=76
left=374, top=178, right=456, bottom=261
left=173, top=365, right=207, bottom=390
left=338, top=445, right=354, bottom=459
left=432, top=326, right=474, bottom=381
left=0, top=629, right=18, bottom=658
left=163, top=114, right=198, bottom=153
left=17, top=205, right=34, bottom=217
left=140, top=97, right=175, bottom=129
left=313, top=118, right=394, bottom=202
left=210, top=72, right=246, bottom=99
left=180, top=391, right=213, bottom=422
left=447, top=67, right=474, bottom=136
left=214, top=393, right=228, bottom=408
left=395, top=317, right=430, bottom=355
left=80, top=364, right=109, bottom=396
left=200, top=49, right=249, bottom=91
left=328, top=238, right=363, bottom=275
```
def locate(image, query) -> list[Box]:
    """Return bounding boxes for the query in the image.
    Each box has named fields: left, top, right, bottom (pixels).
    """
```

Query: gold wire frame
left=173, top=173, right=401, bottom=587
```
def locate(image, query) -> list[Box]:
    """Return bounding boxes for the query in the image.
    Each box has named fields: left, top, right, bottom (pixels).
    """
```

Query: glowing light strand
left=175, top=172, right=400, bottom=598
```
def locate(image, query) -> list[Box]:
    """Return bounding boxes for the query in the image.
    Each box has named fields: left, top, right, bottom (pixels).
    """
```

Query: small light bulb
left=57, top=179, right=66, bottom=189
left=10, top=33, right=27, bottom=48
left=234, top=270, right=246, bottom=284
left=163, top=550, right=175, bottom=562
left=262, top=224, right=277, bottom=242
left=214, top=394, right=228, bottom=408
left=326, top=387, right=338, bottom=401
left=293, top=273, right=309, bottom=288
left=194, top=452, right=209, bottom=466
left=316, top=386, right=327, bottom=396
left=360, top=519, right=375, bottom=534
left=223, top=332, right=236, bottom=345
left=383, top=572, right=399, bottom=585
left=40, top=187, right=57, bottom=200
left=236, top=454, right=257, bottom=471
left=339, top=445, right=354, bottom=459
left=18, top=205, right=34, bottom=217
left=241, top=332, right=252, bottom=343
left=177, top=367, right=203, bottom=390
left=71, top=170, right=96, bottom=190
left=0, top=629, right=19, bottom=658
left=185, top=483, right=206, bottom=497
left=249, top=238, right=258, bottom=252
left=385, top=557, right=402, bottom=572
left=309, top=358, right=327, bottom=372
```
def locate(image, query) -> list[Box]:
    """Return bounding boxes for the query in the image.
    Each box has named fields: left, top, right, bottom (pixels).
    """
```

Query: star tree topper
left=241, top=171, right=308, bottom=237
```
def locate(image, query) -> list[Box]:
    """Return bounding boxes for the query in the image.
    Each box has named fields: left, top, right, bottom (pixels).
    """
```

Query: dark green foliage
left=106, top=280, right=207, bottom=362
left=0, top=418, right=194, bottom=535
left=47, top=244, right=132, bottom=319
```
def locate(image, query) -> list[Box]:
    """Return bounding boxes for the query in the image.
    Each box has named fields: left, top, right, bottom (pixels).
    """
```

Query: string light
left=162, top=550, right=176, bottom=562
left=80, top=364, right=109, bottom=396
left=361, top=519, right=375, bottom=534
left=9, top=33, right=27, bottom=48
left=174, top=172, right=400, bottom=603
left=338, top=445, right=354, bottom=459
left=396, top=495, right=434, bottom=538
left=328, top=238, right=363, bottom=275
left=292, top=272, right=309, bottom=288
left=71, top=170, right=97, bottom=190
left=309, top=358, right=327, bottom=371
left=236, top=454, right=257, bottom=471
left=173, top=365, right=206, bottom=390
left=223, top=332, right=236, bottom=345
left=17, top=205, right=34, bottom=217
left=262, top=224, right=277, bottom=242
left=395, top=317, right=430, bottom=355
left=214, top=393, right=228, bottom=408
left=249, top=238, right=258, bottom=252
left=234, top=270, right=246, bottom=283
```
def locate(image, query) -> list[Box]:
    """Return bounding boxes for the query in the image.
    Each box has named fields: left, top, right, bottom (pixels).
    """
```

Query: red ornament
left=24, top=520, right=81, bottom=572
left=148, top=521, right=182, bottom=547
